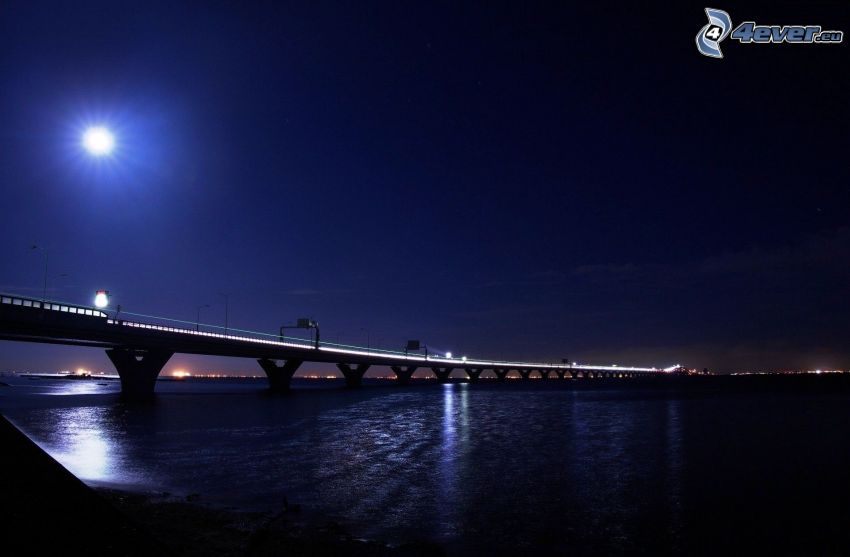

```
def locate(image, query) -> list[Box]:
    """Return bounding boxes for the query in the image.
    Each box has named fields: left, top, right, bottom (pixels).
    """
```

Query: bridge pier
left=431, top=367, right=454, bottom=383
left=105, top=348, right=173, bottom=400
left=337, top=363, right=370, bottom=387
left=257, top=358, right=302, bottom=392
left=466, top=368, right=482, bottom=382
left=519, top=369, right=532, bottom=381
left=553, top=370, right=565, bottom=379
left=390, top=365, right=417, bottom=385
left=540, top=369, right=552, bottom=380
left=494, top=368, right=509, bottom=381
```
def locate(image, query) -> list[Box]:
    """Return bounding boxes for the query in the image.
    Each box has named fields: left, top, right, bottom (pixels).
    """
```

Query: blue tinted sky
left=1, top=2, right=848, bottom=374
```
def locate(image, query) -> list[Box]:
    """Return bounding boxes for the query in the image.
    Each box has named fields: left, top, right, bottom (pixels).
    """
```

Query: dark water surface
left=2, top=375, right=850, bottom=555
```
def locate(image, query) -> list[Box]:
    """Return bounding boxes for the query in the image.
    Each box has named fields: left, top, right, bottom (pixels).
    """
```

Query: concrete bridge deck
left=0, top=293, right=677, bottom=398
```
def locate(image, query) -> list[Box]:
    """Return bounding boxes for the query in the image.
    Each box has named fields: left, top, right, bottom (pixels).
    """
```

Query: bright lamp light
left=82, top=127, right=115, bottom=156
left=94, top=290, right=109, bottom=308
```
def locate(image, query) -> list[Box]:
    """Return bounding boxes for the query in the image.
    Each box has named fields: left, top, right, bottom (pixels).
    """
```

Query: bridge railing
left=108, top=311, right=438, bottom=359
left=0, top=293, right=108, bottom=318
left=0, top=292, right=669, bottom=372
left=110, top=311, right=319, bottom=351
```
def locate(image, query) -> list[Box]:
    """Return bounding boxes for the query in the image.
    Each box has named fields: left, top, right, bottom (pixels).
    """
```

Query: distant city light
left=82, top=126, right=115, bottom=156
left=446, top=352, right=452, bottom=358
left=462, top=356, right=467, bottom=362
left=172, top=370, right=191, bottom=378
left=93, top=290, right=109, bottom=308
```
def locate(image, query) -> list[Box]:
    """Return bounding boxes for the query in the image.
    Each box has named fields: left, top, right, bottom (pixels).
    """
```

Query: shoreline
left=0, top=413, right=165, bottom=555
left=0, top=412, right=443, bottom=556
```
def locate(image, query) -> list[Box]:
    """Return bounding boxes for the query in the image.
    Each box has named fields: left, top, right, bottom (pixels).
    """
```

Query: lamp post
left=196, top=304, right=210, bottom=331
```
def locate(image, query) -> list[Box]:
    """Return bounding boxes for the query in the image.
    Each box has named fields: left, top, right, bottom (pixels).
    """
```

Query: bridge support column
left=494, top=368, right=509, bottom=382
left=431, top=367, right=454, bottom=383
left=519, top=369, right=532, bottom=381
left=466, top=368, right=482, bottom=382
left=390, top=365, right=417, bottom=385
left=540, top=369, right=552, bottom=380
left=554, top=370, right=566, bottom=379
left=258, top=358, right=302, bottom=392
left=569, top=370, right=578, bottom=379
left=337, top=363, right=370, bottom=388
left=106, top=348, right=173, bottom=400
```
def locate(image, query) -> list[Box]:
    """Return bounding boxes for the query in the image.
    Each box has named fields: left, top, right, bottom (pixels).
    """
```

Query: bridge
left=0, top=293, right=679, bottom=398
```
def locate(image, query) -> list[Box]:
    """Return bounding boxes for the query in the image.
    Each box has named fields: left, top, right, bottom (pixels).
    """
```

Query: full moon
left=82, top=126, right=115, bottom=156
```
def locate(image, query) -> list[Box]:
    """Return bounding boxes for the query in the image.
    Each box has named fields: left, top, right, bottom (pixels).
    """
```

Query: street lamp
left=196, top=304, right=210, bottom=331
left=218, top=293, right=229, bottom=336
left=94, top=290, right=109, bottom=309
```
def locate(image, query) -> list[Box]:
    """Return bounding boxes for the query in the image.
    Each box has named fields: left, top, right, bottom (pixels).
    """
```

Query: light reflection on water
left=4, top=377, right=850, bottom=555
left=3, top=379, right=676, bottom=552
left=47, top=407, right=113, bottom=480
left=665, top=398, right=683, bottom=553
left=439, top=383, right=457, bottom=531
left=43, top=380, right=120, bottom=396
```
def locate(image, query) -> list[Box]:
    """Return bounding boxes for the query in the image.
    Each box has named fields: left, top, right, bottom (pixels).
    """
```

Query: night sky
left=1, top=2, right=848, bottom=375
